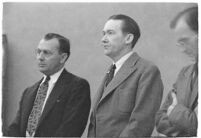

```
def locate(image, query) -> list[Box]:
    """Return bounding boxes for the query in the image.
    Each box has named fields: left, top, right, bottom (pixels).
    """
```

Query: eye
left=35, top=49, right=53, bottom=58
left=107, top=31, right=114, bottom=35
left=35, top=49, right=41, bottom=54
left=43, top=50, right=53, bottom=56
left=179, top=37, right=190, bottom=43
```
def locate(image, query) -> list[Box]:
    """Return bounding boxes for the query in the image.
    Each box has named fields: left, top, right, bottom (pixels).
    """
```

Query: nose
left=101, top=35, right=108, bottom=44
left=37, top=52, right=45, bottom=61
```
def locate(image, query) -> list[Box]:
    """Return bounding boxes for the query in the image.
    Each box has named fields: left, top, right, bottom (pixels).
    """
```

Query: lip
left=177, top=46, right=186, bottom=52
left=38, top=63, right=46, bottom=67
left=103, top=45, right=110, bottom=49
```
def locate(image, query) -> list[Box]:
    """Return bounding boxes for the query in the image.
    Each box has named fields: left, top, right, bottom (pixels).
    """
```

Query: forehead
left=174, top=18, right=194, bottom=36
left=103, top=19, right=123, bottom=31
left=38, top=38, right=60, bottom=50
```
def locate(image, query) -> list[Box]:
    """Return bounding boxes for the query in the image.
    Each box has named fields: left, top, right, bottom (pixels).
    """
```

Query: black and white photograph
left=2, top=1, right=199, bottom=137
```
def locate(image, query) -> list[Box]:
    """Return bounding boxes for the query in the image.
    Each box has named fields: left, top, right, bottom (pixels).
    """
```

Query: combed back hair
left=44, top=33, right=70, bottom=57
left=170, top=6, right=198, bottom=33
left=108, top=14, right=141, bottom=48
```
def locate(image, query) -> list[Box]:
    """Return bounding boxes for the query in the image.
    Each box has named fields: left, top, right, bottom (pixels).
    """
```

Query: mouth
left=38, top=63, right=46, bottom=67
left=103, top=44, right=110, bottom=49
left=178, top=47, right=185, bottom=52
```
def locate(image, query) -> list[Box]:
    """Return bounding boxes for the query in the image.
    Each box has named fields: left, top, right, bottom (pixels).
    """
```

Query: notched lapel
left=92, top=74, right=108, bottom=111
left=37, top=70, right=71, bottom=128
left=99, top=52, right=140, bottom=103
left=189, top=75, right=198, bottom=108
left=179, top=65, right=198, bottom=108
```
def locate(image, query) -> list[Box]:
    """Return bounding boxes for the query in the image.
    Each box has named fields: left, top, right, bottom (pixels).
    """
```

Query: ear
left=125, top=33, right=134, bottom=45
left=60, top=53, right=68, bottom=63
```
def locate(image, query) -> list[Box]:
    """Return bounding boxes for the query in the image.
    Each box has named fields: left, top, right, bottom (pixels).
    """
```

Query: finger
left=171, top=92, right=177, bottom=105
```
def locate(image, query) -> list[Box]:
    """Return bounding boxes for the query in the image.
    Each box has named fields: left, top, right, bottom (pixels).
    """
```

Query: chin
left=104, top=50, right=111, bottom=55
left=187, top=56, right=197, bottom=63
left=104, top=52, right=110, bottom=56
left=39, top=69, right=48, bottom=75
left=190, top=58, right=197, bottom=62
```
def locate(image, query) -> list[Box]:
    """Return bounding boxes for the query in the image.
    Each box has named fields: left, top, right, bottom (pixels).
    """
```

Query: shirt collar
left=42, top=67, right=64, bottom=84
left=113, top=51, right=133, bottom=72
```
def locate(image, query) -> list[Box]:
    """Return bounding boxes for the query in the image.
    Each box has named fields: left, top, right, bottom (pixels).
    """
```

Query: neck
left=111, top=49, right=132, bottom=63
left=44, top=65, right=64, bottom=76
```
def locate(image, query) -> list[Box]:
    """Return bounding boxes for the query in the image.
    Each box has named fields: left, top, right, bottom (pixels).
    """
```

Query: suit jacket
left=88, top=52, right=163, bottom=137
left=5, top=69, right=91, bottom=137
left=155, top=64, right=198, bottom=137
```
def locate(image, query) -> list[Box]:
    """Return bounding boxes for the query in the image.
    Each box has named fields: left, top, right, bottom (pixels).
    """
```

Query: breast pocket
left=118, top=91, right=135, bottom=114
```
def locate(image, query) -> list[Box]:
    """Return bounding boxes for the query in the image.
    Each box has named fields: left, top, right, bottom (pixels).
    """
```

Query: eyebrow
left=102, top=29, right=114, bottom=33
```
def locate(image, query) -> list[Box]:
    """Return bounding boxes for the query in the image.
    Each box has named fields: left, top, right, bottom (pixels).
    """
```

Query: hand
left=194, top=105, right=198, bottom=115
left=167, top=92, right=177, bottom=116
left=158, top=133, right=167, bottom=137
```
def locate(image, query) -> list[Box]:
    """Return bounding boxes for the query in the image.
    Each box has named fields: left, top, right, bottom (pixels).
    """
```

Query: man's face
left=101, top=19, right=127, bottom=61
left=174, top=19, right=198, bottom=62
left=36, top=38, right=66, bottom=75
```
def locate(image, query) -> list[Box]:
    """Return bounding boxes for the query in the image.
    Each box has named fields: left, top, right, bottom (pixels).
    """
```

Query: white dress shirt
left=113, top=51, right=133, bottom=76
left=41, top=67, right=64, bottom=112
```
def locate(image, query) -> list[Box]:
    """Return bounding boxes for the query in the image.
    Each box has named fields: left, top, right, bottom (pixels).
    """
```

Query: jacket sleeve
left=120, top=65, right=163, bottom=137
left=4, top=89, right=27, bottom=137
left=155, top=90, right=180, bottom=136
left=155, top=91, right=197, bottom=136
left=54, top=79, right=91, bottom=137
left=169, top=104, right=197, bottom=136
left=155, top=67, right=197, bottom=137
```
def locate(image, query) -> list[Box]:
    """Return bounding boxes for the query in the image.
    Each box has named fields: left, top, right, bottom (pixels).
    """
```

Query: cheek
left=47, top=57, right=61, bottom=66
left=186, top=40, right=197, bottom=51
left=110, top=36, right=124, bottom=48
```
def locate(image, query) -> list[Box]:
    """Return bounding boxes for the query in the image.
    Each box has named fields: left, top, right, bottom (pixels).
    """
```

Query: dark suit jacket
left=5, top=69, right=91, bottom=137
left=155, top=64, right=198, bottom=137
left=88, top=52, right=163, bottom=137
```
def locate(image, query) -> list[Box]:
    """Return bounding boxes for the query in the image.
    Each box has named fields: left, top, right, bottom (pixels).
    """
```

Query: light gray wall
left=3, top=2, right=196, bottom=136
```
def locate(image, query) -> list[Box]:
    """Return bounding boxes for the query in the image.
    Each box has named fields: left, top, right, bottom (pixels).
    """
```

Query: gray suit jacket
left=88, top=52, right=163, bottom=137
left=156, top=64, right=198, bottom=137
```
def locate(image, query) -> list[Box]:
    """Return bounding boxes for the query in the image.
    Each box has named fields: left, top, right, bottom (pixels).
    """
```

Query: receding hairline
left=170, top=6, right=198, bottom=31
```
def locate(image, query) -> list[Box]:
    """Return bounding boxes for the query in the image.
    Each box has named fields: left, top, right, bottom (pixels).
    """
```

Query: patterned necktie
left=105, top=64, right=116, bottom=87
left=26, top=76, right=50, bottom=136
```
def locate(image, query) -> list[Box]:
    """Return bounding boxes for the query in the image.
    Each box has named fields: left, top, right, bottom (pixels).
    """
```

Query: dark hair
left=108, top=14, right=141, bottom=48
left=170, top=6, right=198, bottom=33
left=44, top=33, right=70, bottom=57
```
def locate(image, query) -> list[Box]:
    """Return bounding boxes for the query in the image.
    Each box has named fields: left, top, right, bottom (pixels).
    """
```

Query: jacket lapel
left=179, top=64, right=198, bottom=108
left=36, top=69, right=70, bottom=128
left=189, top=77, right=198, bottom=108
left=177, top=70, right=191, bottom=106
left=99, top=52, right=140, bottom=104
left=92, top=74, right=108, bottom=111
left=189, top=64, right=198, bottom=108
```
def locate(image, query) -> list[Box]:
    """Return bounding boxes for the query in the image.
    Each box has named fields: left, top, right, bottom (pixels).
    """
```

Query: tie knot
left=112, top=64, right=116, bottom=70
left=45, top=76, right=50, bottom=83
left=105, top=64, right=116, bottom=87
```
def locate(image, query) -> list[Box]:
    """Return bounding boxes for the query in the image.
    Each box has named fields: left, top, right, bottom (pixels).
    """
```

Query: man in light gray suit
left=156, top=6, right=198, bottom=137
left=88, top=14, right=163, bottom=137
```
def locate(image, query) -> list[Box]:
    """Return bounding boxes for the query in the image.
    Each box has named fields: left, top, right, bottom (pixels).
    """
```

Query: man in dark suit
left=156, top=7, right=198, bottom=137
left=88, top=14, right=163, bottom=137
left=4, top=33, right=91, bottom=137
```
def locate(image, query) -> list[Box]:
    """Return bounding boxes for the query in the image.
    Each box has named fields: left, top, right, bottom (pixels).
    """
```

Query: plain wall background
left=2, top=2, right=197, bottom=136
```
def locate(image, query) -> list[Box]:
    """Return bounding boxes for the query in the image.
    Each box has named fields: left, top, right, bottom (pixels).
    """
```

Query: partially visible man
left=156, top=7, right=198, bottom=137
left=4, top=33, right=91, bottom=137
left=88, top=14, right=163, bottom=137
